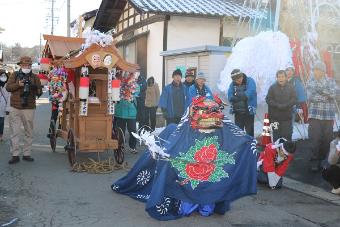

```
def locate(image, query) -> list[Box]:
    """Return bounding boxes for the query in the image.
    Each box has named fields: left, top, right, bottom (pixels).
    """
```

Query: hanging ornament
left=79, top=77, right=90, bottom=101
left=38, top=73, right=49, bottom=86
left=40, top=58, right=51, bottom=72
left=48, top=67, right=68, bottom=113
left=110, top=80, right=121, bottom=101
left=79, top=66, right=89, bottom=116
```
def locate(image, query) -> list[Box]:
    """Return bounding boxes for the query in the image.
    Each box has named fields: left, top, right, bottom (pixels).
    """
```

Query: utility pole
left=67, top=0, right=71, bottom=37
left=274, top=0, right=281, bottom=31
left=39, top=33, right=42, bottom=59
left=45, top=0, right=58, bottom=35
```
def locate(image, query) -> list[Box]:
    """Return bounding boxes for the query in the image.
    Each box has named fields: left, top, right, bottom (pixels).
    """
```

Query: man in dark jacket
left=266, top=70, right=297, bottom=142
left=228, top=69, right=257, bottom=137
left=6, top=56, right=42, bottom=164
left=159, top=69, right=186, bottom=125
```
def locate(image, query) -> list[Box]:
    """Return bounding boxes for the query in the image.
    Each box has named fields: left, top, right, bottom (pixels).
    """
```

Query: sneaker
left=22, top=156, right=34, bottom=162
left=331, top=188, right=340, bottom=195
left=8, top=156, right=20, bottom=164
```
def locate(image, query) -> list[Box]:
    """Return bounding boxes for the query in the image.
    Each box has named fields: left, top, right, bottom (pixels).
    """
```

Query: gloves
left=5, top=111, right=9, bottom=115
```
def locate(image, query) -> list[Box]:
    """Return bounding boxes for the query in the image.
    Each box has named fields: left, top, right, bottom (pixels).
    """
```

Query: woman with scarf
left=185, top=71, right=213, bottom=108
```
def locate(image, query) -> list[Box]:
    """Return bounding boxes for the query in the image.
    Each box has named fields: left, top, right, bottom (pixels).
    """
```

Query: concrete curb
left=284, top=177, right=340, bottom=206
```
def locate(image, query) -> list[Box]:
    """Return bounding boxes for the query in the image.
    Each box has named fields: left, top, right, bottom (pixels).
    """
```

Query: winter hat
left=285, top=64, right=295, bottom=71
left=231, top=69, right=244, bottom=80
left=313, top=61, right=326, bottom=72
left=185, top=68, right=195, bottom=78
left=17, top=56, right=33, bottom=65
left=172, top=69, right=182, bottom=77
left=196, top=71, right=207, bottom=81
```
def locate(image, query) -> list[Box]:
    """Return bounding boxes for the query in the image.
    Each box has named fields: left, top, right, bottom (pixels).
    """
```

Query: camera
left=18, top=73, right=31, bottom=107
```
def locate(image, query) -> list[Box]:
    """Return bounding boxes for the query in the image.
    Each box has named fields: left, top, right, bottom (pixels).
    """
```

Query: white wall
left=223, top=21, right=249, bottom=39
left=167, top=16, right=220, bottom=50
left=147, top=21, right=164, bottom=89
left=208, top=54, right=228, bottom=93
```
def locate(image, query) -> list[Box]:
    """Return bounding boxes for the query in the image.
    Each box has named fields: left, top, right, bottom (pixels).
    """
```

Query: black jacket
left=229, top=76, right=248, bottom=114
left=266, top=82, right=297, bottom=121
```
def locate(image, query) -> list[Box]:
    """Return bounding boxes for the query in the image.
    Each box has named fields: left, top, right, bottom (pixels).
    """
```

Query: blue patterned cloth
left=306, top=77, right=336, bottom=120
left=111, top=117, right=257, bottom=221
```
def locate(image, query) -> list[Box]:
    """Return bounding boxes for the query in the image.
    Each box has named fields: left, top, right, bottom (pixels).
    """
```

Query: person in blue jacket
left=159, top=69, right=186, bottom=125
left=185, top=71, right=213, bottom=108
left=227, top=69, right=257, bottom=137
left=183, top=68, right=196, bottom=97
left=285, top=66, right=307, bottom=123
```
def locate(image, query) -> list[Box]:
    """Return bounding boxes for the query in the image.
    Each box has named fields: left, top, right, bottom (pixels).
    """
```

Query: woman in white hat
left=185, top=71, right=213, bottom=108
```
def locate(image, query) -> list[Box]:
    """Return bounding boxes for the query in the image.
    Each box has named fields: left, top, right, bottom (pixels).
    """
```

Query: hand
left=336, top=142, right=340, bottom=154
left=19, top=80, right=24, bottom=87
left=296, top=108, right=303, bottom=114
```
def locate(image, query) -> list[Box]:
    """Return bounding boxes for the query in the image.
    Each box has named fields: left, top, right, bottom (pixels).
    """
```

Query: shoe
left=8, top=156, right=20, bottom=164
left=331, top=188, right=340, bottom=195
left=22, top=156, right=34, bottom=162
left=130, top=148, right=138, bottom=154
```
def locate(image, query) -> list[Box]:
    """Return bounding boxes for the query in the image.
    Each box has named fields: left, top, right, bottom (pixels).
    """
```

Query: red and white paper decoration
left=107, top=68, right=120, bottom=115
left=38, top=73, right=49, bottom=86
left=40, top=58, right=51, bottom=72
left=79, top=67, right=89, bottom=116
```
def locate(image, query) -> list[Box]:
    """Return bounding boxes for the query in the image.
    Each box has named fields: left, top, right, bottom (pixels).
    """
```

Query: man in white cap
left=185, top=71, right=213, bottom=108
left=307, top=61, right=336, bottom=172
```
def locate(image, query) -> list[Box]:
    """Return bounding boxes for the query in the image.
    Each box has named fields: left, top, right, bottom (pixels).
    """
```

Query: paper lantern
left=38, top=73, right=49, bottom=86
left=79, top=77, right=90, bottom=100
left=110, top=79, right=121, bottom=101
left=40, top=58, right=51, bottom=72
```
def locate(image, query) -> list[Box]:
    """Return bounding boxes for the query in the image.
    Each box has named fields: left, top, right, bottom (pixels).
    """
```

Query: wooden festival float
left=47, top=41, right=140, bottom=167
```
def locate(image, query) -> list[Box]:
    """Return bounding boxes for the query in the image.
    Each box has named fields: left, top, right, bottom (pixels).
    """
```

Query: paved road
left=1, top=93, right=340, bottom=227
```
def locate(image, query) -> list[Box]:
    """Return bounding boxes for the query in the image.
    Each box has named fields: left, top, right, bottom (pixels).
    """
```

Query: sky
left=0, top=0, right=102, bottom=47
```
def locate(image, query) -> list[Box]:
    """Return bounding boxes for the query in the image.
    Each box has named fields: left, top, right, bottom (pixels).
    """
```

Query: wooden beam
left=162, top=15, right=170, bottom=89
left=97, top=9, right=123, bottom=15
left=113, top=14, right=167, bottom=37
left=219, top=18, right=223, bottom=46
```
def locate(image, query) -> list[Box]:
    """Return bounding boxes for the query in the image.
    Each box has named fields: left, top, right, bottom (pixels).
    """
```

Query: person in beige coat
left=144, top=77, right=160, bottom=131
left=6, top=56, right=42, bottom=164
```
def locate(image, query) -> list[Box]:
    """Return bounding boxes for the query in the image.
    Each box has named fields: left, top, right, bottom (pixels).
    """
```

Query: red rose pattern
left=185, top=162, right=215, bottom=181
left=194, top=144, right=217, bottom=163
